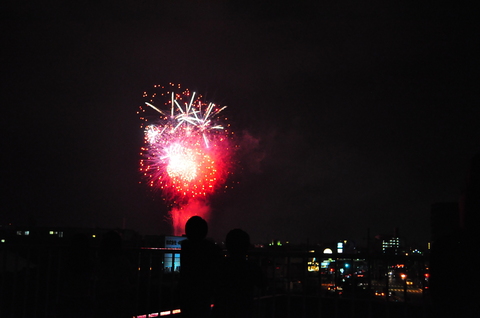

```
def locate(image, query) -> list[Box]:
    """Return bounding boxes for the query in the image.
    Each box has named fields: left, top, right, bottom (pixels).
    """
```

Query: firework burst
left=138, top=84, right=233, bottom=234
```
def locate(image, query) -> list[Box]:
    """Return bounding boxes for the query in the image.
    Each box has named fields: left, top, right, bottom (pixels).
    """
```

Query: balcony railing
left=1, top=243, right=432, bottom=318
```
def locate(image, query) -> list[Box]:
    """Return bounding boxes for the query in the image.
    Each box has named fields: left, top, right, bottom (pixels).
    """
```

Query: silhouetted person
left=94, top=230, right=134, bottom=318
left=180, top=216, right=222, bottom=318
left=212, top=229, right=263, bottom=318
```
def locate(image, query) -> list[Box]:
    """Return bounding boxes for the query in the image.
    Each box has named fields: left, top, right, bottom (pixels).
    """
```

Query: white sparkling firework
left=139, top=85, right=232, bottom=201
left=145, top=91, right=227, bottom=148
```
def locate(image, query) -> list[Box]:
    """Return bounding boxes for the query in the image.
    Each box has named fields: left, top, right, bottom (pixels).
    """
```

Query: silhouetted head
left=185, top=216, right=208, bottom=241
left=225, top=229, right=250, bottom=256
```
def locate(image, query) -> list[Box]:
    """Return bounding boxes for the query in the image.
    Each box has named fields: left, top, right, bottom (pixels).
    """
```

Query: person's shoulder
left=201, top=238, right=220, bottom=248
left=204, top=240, right=222, bottom=253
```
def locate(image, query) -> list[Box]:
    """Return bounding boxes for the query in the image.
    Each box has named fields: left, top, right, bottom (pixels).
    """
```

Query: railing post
left=22, top=246, right=31, bottom=318
left=10, top=247, right=19, bottom=318
left=318, top=252, right=323, bottom=318
left=403, top=262, right=408, bottom=318
left=55, top=246, right=63, bottom=317
left=146, top=250, right=152, bottom=313
left=271, top=254, right=276, bottom=318
left=135, top=250, right=142, bottom=314
left=158, top=249, right=164, bottom=314
left=1, top=246, right=5, bottom=318
left=33, top=249, right=41, bottom=317
left=44, top=247, right=53, bottom=316
left=350, top=256, right=355, bottom=318
left=171, top=252, right=176, bottom=308
left=302, top=253, right=307, bottom=318
left=334, top=255, right=339, bottom=318
left=286, top=255, right=291, bottom=318
left=385, top=262, right=390, bottom=318
left=367, top=253, right=373, bottom=318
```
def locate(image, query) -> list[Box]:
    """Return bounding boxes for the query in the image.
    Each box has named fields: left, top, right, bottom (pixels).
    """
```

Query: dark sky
left=3, top=2, right=479, bottom=248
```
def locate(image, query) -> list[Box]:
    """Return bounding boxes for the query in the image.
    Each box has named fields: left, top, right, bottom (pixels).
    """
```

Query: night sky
left=3, top=2, right=479, bottom=248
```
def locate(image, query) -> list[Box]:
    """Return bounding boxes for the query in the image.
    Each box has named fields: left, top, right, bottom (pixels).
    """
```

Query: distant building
left=141, top=235, right=187, bottom=272
left=382, top=237, right=400, bottom=254
left=336, top=239, right=356, bottom=254
left=375, top=228, right=402, bottom=255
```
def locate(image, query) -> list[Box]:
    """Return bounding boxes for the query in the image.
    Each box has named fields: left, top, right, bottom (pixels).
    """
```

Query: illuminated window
left=337, top=242, right=343, bottom=253
left=164, top=253, right=181, bottom=272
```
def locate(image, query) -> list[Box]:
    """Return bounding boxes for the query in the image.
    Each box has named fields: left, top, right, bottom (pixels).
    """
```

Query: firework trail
left=138, top=83, right=233, bottom=235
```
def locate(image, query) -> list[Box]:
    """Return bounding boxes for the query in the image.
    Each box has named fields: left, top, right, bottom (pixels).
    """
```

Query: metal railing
left=246, top=249, right=431, bottom=318
left=1, top=243, right=431, bottom=318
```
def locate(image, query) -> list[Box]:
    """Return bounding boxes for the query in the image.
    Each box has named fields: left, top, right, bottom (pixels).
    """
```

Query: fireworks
left=139, top=84, right=233, bottom=234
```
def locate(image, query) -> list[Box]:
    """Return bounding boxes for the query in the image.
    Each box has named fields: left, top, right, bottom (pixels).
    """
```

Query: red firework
left=138, top=84, right=233, bottom=233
